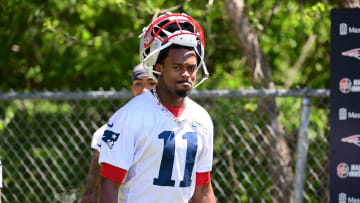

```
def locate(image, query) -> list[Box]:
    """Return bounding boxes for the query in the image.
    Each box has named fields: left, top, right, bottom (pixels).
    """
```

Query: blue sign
left=330, top=8, right=360, bottom=203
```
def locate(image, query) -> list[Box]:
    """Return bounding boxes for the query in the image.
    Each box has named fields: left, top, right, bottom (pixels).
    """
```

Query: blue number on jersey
left=153, top=131, right=198, bottom=187
left=153, top=131, right=176, bottom=187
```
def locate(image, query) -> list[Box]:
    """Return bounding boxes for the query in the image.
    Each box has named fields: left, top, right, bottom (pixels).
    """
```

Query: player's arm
left=80, top=151, right=101, bottom=203
left=190, top=116, right=215, bottom=203
left=99, top=163, right=127, bottom=203
left=99, top=176, right=120, bottom=203
left=98, top=115, right=134, bottom=202
left=80, top=124, right=106, bottom=203
left=189, top=182, right=216, bottom=203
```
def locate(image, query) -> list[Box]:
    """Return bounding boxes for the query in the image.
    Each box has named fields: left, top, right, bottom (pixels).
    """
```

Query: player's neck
left=154, top=86, right=186, bottom=108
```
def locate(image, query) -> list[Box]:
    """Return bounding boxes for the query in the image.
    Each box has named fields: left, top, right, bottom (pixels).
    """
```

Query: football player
left=99, top=13, right=215, bottom=203
left=80, top=64, right=157, bottom=203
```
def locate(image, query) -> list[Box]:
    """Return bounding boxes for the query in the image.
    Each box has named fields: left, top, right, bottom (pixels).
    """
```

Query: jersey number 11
left=153, top=131, right=197, bottom=187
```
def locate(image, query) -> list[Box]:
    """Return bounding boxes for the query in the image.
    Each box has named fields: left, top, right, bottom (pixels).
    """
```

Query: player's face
left=131, top=76, right=157, bottom=96
left=157, top=48, right=197, bottom=98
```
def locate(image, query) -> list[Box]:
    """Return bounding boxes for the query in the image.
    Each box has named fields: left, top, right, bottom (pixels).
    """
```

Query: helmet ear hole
left=145, top=47, right=150, bottom=55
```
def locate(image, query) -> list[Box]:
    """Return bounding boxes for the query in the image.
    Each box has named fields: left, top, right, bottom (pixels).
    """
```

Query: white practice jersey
left=99, top=91, right=213, bottom=203
left=91, top=124, right=107, bottom=152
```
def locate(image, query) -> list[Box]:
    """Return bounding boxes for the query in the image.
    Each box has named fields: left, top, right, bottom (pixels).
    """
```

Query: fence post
left=294, top=97, right=311, bottom=203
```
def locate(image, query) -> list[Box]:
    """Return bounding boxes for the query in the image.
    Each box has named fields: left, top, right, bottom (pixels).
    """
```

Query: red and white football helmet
left=139, top=13, right=209, bottom=87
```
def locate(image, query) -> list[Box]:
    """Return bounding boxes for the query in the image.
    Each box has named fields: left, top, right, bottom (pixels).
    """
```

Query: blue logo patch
left=102, top=130, right=120, bottom=149
left=107, top=122, right=114, bottom=128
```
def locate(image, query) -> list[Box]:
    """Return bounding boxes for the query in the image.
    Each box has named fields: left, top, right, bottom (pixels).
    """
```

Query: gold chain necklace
left=153, top=87, right=186, bottom=125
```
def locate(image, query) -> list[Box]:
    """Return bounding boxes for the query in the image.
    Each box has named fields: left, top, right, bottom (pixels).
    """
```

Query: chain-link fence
left=0, top=89, right=330, bottom=203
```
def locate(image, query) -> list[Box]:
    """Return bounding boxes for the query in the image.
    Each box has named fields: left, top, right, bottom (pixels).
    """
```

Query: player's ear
left=154, top=64, right=162, bottom=75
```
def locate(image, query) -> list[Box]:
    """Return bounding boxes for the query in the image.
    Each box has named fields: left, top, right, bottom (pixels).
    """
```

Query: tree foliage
left=0, top=0, right=340, bottom=91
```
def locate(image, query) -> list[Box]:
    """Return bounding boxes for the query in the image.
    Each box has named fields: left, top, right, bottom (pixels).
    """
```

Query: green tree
left=0, top=0, right=337, bottom=91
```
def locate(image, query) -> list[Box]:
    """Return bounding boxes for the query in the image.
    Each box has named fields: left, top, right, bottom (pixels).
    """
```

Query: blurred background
left=0, top=0, right=355, bottom=202
left=1, top=0, right=341, bottom=91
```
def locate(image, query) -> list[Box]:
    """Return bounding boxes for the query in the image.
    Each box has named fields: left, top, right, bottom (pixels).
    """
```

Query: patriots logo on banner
left=341, top=134, right=360, bottom=147
left=102, top=130, right=120, bottom=149
left=342, top=48, right=360, bottom=60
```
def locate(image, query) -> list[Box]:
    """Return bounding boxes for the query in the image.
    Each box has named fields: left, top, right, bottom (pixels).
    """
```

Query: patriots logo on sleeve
left=102, top=130, right=120, bottom=149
